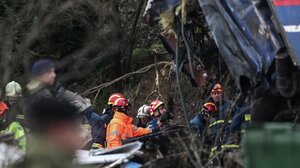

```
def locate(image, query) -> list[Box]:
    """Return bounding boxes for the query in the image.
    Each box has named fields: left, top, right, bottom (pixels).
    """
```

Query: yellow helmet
left=149, top=100, right=164, bottom=115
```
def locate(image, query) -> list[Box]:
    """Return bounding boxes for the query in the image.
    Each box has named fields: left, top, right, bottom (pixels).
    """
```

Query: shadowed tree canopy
left=0, top=0, right=159, bottom=89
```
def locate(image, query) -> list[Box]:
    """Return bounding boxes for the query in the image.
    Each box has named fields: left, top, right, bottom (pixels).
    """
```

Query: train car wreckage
left=1, top=1, right=300, bottom=167
left=143, top=0, right=300, bottom=123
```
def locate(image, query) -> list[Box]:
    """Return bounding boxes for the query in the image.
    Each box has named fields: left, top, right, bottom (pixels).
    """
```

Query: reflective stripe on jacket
left=0, top=121, right=26, bottom=151
left=230, top=106, right=251, bottom=135
left=106, top=111, right=151, bottom=148
left=209, top=119, right=232, bottom=128
left=210, top=144, right=240, bottom=157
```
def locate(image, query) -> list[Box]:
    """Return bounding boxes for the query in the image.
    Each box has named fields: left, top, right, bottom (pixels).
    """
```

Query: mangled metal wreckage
left=144, top=0, right=300, bottom=122
left=0, top=139, right=144, bottom=167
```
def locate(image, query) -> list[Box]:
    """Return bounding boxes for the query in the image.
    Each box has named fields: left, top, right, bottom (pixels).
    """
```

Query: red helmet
left=107, top=93, right=125, bottom=105
left=211, top=83, right=223, bottom=93
left=0, top=102, right=9, bottom=115
left=112, top=97, right=129, bottom=108
left=202, top=102, right=217, bottom=113
left=149, top=100, right=164, bottom=115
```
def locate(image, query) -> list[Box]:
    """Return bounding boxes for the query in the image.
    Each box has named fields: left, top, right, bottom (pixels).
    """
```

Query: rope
left=181, top=17, right=196, bottom=80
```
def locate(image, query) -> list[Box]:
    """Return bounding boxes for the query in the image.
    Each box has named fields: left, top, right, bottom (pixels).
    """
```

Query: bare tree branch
left=83, top=61, right=174, bottom=96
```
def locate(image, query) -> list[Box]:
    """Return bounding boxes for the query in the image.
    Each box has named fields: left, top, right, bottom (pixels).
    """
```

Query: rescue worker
left=103, top=93, right=125, bottom=115
left=90, top=93, right=124, bottom=149
left=207, top=84, right=239, bottom=159
left=23, top=59, right=113, bottom=149
left=25, top=59, right=57, bottom=100
left=106, top=97, right=156, bottom=148
left=209, top=83, right=239, bottom=116
left=136, top=105, right=151, bottom=128
left=4, top=81, right=25, bottom=126
left=190, top=84, right=239, bottom=159
left=193, top=83, right=238, bottom=138
left=230, top=105, right=251, bottom=144
left=4, top=81, right=22, bottom=107
left=190, top=102, right=218, bottom=140
left=146, top=100, right=171, bottom=129
left=0, top=102, right=26, bottom=151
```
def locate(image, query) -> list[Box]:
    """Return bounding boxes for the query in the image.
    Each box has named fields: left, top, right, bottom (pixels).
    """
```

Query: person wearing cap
left=25, top=59, right=91, bottom=106
left=24, top=59, right=63, bottom=129
left=24, top=59, right=114, bottom=150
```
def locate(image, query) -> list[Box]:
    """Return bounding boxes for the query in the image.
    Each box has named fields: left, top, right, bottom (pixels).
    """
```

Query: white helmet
left=137, top=105, right=150, bottom=118
left=5, top=81, right=22, bottom=97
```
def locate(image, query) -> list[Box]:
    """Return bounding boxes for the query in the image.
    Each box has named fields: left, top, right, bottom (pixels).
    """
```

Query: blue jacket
left=230, top=106, right=251, bottom=136
left=85, top=106, right=113, bottom=147
left=146, top=118, right=158, bottom=128
left=190, top=100, right=239, bottom=144
left=190, top=113, right=205, bottom=134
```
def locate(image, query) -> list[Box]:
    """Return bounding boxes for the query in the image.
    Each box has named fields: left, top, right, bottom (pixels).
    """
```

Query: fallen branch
left=175, top=132, right=199, bottom=168
left=143, top=152, right=186, bottom=167
left=82, top=61, right=174, bottom=97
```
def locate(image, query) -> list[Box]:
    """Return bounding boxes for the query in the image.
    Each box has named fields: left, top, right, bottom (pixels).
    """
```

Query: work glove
left=201, top=110, right=210, bottom=121
left=148, top=122, right=159, bottom=133
left=160, top=112, right=171, bottom=123
left=70, top=98, right=92, bottom=115
left=102, top=105, right=114, bottom=119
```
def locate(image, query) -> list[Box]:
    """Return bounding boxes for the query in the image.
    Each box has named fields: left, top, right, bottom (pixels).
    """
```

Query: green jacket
left=12, top=137, right=90, bottom=168
left=0, top=122, right=26, bottom=151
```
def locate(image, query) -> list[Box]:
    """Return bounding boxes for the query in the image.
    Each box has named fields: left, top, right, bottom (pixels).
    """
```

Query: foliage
left=0, top=0, right=161, bottom=97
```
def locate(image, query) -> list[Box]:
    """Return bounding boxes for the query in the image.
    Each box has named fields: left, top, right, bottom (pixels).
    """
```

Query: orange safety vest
left=106, top=111, right=151, bottom=148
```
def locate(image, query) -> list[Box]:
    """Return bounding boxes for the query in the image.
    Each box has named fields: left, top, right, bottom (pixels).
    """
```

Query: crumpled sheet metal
left=198, top=0, right=284, bottom=90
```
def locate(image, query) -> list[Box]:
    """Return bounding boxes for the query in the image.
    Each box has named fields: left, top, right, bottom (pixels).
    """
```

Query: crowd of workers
left=190, top=83, right=251, bottom=158
left=0, top=59, right=250, bottom=166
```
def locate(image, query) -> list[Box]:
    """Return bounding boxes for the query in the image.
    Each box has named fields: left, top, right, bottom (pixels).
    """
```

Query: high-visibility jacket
left=0, top=121, right=26, bottom=151
left=106, top=111, right=151, bottom=148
